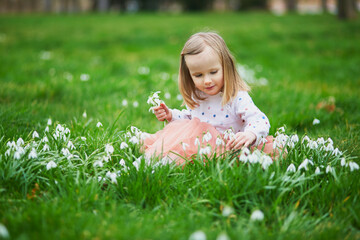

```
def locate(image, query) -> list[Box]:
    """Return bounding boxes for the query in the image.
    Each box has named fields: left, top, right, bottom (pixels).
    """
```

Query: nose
left=204, top=74, right=212, bottom=85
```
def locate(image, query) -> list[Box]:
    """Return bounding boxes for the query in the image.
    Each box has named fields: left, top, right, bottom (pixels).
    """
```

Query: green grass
left=0, top=12, right=360, bottom=239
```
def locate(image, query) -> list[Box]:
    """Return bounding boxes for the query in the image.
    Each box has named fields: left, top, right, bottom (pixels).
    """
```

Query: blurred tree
left=179, top=0, right=214, bottom=11
left=285, top=0, right=297, bottom=12
left=138, top=0, right=160, bottom=10
left=337, top=0, right=357, bottom=19
left=98, top=0, right=110, bottom=11
left=237, top=0, right=267, bottom=10
left=321, top=0, right=328, bottom=13
left=43, top=0, right=52, bottom=12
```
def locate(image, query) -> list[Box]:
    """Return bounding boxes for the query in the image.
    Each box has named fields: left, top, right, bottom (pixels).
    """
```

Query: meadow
left=0, top=12, right=359, bottom=239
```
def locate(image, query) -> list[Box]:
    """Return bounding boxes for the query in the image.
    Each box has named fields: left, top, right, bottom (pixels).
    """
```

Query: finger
left=234, top=139, right=246, bottom=149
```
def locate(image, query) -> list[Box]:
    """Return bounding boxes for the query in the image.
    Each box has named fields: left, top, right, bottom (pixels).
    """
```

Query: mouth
left=205, top=86, right=215, bottom=90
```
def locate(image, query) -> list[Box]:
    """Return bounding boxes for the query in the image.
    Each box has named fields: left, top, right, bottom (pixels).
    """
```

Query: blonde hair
left=179, top=32, right=250, bottom=109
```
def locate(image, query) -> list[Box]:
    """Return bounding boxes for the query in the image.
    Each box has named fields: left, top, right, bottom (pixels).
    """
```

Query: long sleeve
left=234, top=92, right=270, bottom=146
left=170, top=106, right=192, bottom=122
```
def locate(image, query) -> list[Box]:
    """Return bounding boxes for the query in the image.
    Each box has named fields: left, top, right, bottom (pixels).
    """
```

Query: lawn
left=0, top=12, right=359, bottom=239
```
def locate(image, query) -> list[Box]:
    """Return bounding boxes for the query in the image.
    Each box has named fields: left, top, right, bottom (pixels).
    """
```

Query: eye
left=210, top=70, right=218, bottom=74
left=194, top=74, right=202, bottom=78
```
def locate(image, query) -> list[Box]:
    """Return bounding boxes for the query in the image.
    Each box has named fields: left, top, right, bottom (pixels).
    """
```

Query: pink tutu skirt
left=144, top=118, right=275, bottom=165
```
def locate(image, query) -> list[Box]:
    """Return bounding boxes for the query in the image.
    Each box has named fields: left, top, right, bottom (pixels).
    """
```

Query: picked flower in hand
left=147, top=91, right=164, bottom=113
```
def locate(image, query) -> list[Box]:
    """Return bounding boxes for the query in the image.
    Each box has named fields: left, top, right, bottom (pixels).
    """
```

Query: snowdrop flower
left=194, top=137, right=200, bottom=146
left=129, top=136, right=139, bottom=144
left=332, top=148, right=342, bottom=156
left=133, top=161, right=140, bottom=171
left=32, top=131, right=39, bottom=139
left=287, top=163, right=296, bottom=172
left=40, top=51, right=52, bottom=60
left=326, top=165, right=334, bottom=174
left=106, top=171, right=118, bottom=184
left=133, top=101, right=139, bottom=108
left=120, top=142, right=128, bottom=149
left=93, top=160, right=103, bottom=168
left=223, top=129, right=235, bottom=141
left=0, top=223, right=10, bottom=239
left=67, top=141, right=75, bottom=150
left=216, top=137, right=225, bottom=146
left=239, top=147, right=250, bottom=163
left=96, top=122, right=103, bottom=128
left=64, top=72, right=73, bottom=81
left=47, top=118, right=52, bottom=125
left=327, top=137, right=333, bottom=145
left=298, top=159, right=311, bottom=171
left=14, top=151, right=21, bottom=160
left=302, top=135, right=310, bottom=143
left=199, top=146, right=211, bottom=155
left=42, top=136, right=49, bottom=143
left=250, top=209, right=264, bottom=221
left=147, top=91, right=163, bottom=112
left=216, top=233, right=230, bottom=240
left=317, top=137, right=325, bottom=145
left=5, top=149, right=11, bottom=157
left=189, top=230, right=206, bottom=240
left=61, top=148, right=71, bottom=158
left=176, top=94, right=183, bottom=101
left=277, top=126, right=285, bottom=133
left=46, top=160, right=57, bottom=170
left=164, top=92, right=171, bottom=99
left=97, top=176, right=104, bottom=182
left=81, top=137, right=86, bottom=141
left=119, top=159, right=126, bottom=167
left=80, top=73, right=90, bottom=81
left=17, top=138, right=24, bottom=146
left=42, top=144, right=50, bottom=152
left=259, top=137, right=268, bottom=145
left=105, top=144, right=114, bottom=155
left=341, top=158, right=347, bottom=167
left=138, top=66, right=150, bottom=75
left=307, top=140, right=318, bottom=149
left=45, top=126, right=49, bottom=132
left=160, top=72, right=170, bottom=81
left=28, top=148, right=37, bottom=159
left=122, top=99, right=128, bottom=107
left=315, top=167, right=321, bottom=174
left=102, top=155, right=110, bottom=162
left=202, top=131, right=212, bottom=143
left=182, top=142, right=189, bottom=151
left=248, top=150, right=261, bottom=164
left=222, top=205, right=234, bottom=217
left=349, top=161, right=359, bottom=172
left=290, top=134, right=299, bottom=144
left=260, top=155, right=273, bottom=170
left=312, top=118, right=320, bottom=125
left=82, top=111, right=87, bottom=118
left=324, top=143, right=334, bottom=152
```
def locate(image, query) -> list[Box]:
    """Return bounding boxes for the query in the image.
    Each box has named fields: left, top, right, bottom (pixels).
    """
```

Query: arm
left=153, top=103, right=192, bottom=122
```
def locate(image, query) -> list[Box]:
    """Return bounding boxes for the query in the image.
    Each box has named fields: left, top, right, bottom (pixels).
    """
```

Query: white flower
left=216, top=233, right=230, bottom=240
left=133, top=161, right=140, bottom=171
left=326, top=165, right=333, bottom=174
left=17, top=138, right=24, bottom=146
left=222, top=205, right=234, bottom=217
left=45, top=126, right=49, bottom=132
left=160, top=72, right=170, bottom=81
left=14, top=151, right=21, bottom=159
left=5, top=149, right=11, bottom=157
left=147, top=91, right=163, bottom=112
left=317, top=137, right=325, bottom=145
left=194, top=137, right=200, bottom=146
left=97, top=176, right=104, bottom=182
left=42, top=136, right=49, bottom=143
left=102, top=155, right=110, bottom=162
left=164, top=92, right=171, bottom=99
left=260, top=155, right=273, bottom=170
left=120, top=142, right=129, bottom=149
left=93, top=160, right=103, bottom=168
left=341, top=158, right=347, bottom=167
left=40, top=51, right=52, bottom=60
left=42, top=144, right=50, bottom=151
left=61, top=148, right=71, bottom=157
left=248, top=151, right=260, bottom=164
left=80, top=73, right=90, bottom=81
left=250, top=209, right=264, bottom=221
left=199, top=146, right=211, bottom=155
left=259, top=137, right=268, bottom=145
left=28, top=148, right=37, bottom=159
left=176, top=94, right=183, bottom=101
left=106, top=171, right=118, bottom=184
left=129, top=136, right=139, bottom=144
left=96, top=122, right=103, bottom=128
left=189, top=230, right=206, bottom=240
left=46, top=160, right=57, bottom=170
left=298, top=159, right=310, bottom=171
left=312, top=118, right=320, bottom=125
left=202, top=131, right=212, bottom=143
left=349, top=161, right=359, bottom=172
left=138, top=66, right=150, bottom=75
left=82, top=111, right=87, bottom=118
left=307, top=140, right=318, bottom=149
left=133, top=101, right=139, bottom=108
left=216, top=137, right=225, bottom=146
left=81, top=137, right=86, bottom=141
left=0, top=223, right=10, bottom=239
left=286, top=163, right=296, bottom=172
left=277, top=126, right=285, bottom=133
left=122, top=99, right=128, bottom=107
left=290, top=134, right=299, bottom=144
left=302, top=135, right=310, bottom=143
left=324, top=143, right=334, bottom=152
left=105, top=144, right=114, bottom=155
left=315, top=167, right=321, bottom=174
left=223, top=129, right=235, bottom=141
left=327, top=137, right=333, bottom=145
left=47, top=118, right=52, bottom=125
left=332, top=148, right=342, bottom=156
left=32, top=131, right=39, bottom=139
left=119, top=159, right=126, bottom=166
left=67, top=141, right=75, bottom=150
left=239, top=148, right=249, bottom=163
left=182, top=142, right=189, bottom=151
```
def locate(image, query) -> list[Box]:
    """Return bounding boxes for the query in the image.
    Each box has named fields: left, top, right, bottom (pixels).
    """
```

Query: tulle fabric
left=144, top=117, right=275, bottom=165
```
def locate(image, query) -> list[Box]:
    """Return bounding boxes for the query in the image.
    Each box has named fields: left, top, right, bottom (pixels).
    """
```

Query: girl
left=144, top=32, right=274, bottom=164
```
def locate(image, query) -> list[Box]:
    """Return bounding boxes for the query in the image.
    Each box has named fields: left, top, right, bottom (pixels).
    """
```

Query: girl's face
left=185, top=46, right=224, bottom=96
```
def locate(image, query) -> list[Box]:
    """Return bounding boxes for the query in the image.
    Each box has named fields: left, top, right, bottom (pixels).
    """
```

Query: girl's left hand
left=226, top=131, right=256, bottom=150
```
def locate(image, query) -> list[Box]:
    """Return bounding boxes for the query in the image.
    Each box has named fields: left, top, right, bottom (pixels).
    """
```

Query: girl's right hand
left=153, top=103, right=172, bottom=122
